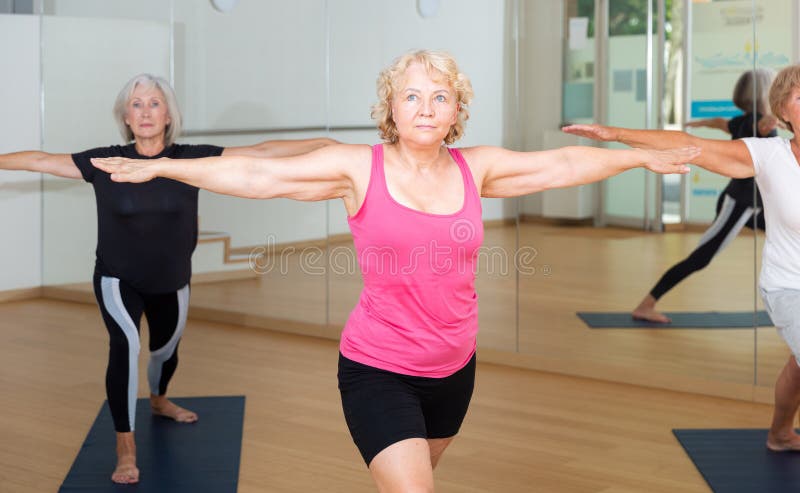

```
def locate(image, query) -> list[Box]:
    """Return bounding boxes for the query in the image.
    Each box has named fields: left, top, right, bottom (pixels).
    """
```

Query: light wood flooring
left=0, top=299, right=777, bottom=492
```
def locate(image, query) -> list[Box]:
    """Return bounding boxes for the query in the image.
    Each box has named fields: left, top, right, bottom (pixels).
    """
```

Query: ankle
left=150, top=394, right=167, bottom=407
left=116, top=432, right=136, bottom=456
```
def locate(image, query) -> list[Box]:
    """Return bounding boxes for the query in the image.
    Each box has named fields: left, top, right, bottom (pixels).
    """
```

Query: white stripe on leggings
left=147, top=284, right=190, bottom=394
left=100, top=277, right=141, bottom=432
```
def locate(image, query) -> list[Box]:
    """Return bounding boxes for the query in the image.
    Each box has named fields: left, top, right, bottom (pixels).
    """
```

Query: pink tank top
left=340, top=144, right=483, bottom=377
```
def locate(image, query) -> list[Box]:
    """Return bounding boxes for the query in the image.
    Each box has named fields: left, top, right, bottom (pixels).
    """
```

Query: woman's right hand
left=639, top=146, right=700, bottom=175
left=91, top=157, right=165, bottom=183
left=561, top=124, right=620, bottom=142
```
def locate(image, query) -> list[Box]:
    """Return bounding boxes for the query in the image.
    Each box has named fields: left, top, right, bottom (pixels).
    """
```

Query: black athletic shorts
left=337, top=352, right=476, bottom=466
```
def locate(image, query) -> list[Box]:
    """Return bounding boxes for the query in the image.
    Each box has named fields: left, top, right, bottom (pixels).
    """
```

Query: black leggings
left=93, top=273, right=190, bottom=432
left=650, top=193, right=764, bottom=300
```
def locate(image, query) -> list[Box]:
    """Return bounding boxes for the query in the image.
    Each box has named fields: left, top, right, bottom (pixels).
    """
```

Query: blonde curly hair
left=371, top=50, right=474, bottom=145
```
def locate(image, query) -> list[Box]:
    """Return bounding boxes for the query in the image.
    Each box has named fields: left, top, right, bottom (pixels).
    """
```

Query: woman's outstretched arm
left=222, top=137, right=340, bottom=158
left=0, top=151, right=81, bottom=179
left=463, top=144, right=699, bottom=198
left=562, top=124, right=755, bottom=178
left=92, top=143, right=369, bottom=203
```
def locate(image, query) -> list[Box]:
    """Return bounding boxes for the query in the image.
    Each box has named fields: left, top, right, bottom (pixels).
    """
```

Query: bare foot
left=150, top=394, right=198, bottom=423
left=767, top=432, right=800, bottom=452
left=112, top=432, right=139, bottom=484
left=112, top=455, right=139, bottom=484
left=632, top=294, right=671, bottom=323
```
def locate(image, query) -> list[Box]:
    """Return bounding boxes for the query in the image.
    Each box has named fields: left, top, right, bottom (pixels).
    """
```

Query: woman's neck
left=134, top=136, right=167, bottom=157
left=391, top=141, right=444, bottom=171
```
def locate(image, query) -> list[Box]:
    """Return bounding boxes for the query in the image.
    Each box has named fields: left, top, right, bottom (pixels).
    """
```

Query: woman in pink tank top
left=93, top=50, right=698, bottom=491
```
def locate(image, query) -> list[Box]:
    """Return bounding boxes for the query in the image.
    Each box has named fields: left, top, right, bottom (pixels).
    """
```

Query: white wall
left=3, top=1, right=539, bottom=290
left=173, top=0, right=328, bottom=132
left=42, top=0, right=168, bottom=20
left=178, top=0, right=512, bottom=243
left=40, top=16, right=171, bottom=285
left=0, top=15, right=42, bottom=291
left=519, top=0, right=564, bottom=216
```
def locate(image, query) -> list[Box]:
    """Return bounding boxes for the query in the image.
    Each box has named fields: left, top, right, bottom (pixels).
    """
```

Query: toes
left=632, top=311, right=670, bottom=324
left=176, top=410, right=198, bottom=423
left=111, top=469, right=139, bottom=484
left=767, top=440, right=800, bottom=452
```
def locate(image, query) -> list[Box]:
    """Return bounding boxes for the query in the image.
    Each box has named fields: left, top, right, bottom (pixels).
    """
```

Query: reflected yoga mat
left=673, top=429, right=800, bottom=493
left=577, top=311, right=772, bottom=328
left=59, top=396, right=245, bottom=493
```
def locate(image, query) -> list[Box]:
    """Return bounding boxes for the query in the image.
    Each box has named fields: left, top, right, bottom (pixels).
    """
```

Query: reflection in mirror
left=38, top=0, right=520, bottom=354
left=516, top=0, right=766, bottom=399
left=38, top=1, right=332, bottom=338
left=159, top=1, right=332, bottom=335
left=40, top=9, right=172, bottom=293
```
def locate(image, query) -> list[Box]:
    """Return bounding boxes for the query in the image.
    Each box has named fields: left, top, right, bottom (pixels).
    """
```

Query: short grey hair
left=112, top=74, right=182, bottom=146
left=732, top=68, right=775, bottom=114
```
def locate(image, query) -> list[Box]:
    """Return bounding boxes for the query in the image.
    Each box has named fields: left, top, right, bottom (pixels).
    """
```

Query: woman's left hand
left=91, top=157, right=166, bottom=183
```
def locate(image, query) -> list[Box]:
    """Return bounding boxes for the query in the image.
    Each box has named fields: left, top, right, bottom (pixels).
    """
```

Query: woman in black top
left=0, top=73, right=336, bottom=484
left=632, top=69, right=777, bottom=323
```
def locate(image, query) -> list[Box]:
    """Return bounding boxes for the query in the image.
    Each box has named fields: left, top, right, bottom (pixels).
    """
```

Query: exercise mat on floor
left=673, top=428, right=800, bottom=493
left=577, top=311, right=772, bottom=328
left=60, top=395, right=245, bottom=493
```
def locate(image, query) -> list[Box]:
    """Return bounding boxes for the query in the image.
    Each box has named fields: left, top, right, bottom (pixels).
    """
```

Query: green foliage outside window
left=576, top=0, right=674, bottom=38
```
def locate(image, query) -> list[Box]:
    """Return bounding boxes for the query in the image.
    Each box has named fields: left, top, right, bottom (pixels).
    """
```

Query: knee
left=778, top=324, right=800, bottom=359
left=109, top=336, right=140, bottom=356
left=372, top=473, right=434, bottom=493
left=428, top=437, right=454, bottom=469
left=686, top=251, right=714, bottom=270
left=385, top=482, right=434, bottom=493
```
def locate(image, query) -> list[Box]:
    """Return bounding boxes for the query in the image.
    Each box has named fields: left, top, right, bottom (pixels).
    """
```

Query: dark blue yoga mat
left=577, top=311, right=773, bottom=328
left=674, top=429, right=800, bottom=493
left=60, top=396, right=245, bottom=493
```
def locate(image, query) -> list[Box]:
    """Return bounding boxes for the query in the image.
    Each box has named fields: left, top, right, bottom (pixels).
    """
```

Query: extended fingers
left=647, top=147, right=699, bottom=174
left=562, top=124, right=607, bottom=141
left=674, top=146, right=701, bottom=161
left=561, top=124, right=592, bottom=136
left=91, top=157, right=124, bottom=172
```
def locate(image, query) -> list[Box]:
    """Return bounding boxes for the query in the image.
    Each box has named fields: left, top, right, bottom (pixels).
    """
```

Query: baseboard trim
left=192, top=268, right=259, bottom=284
left=664, top=222, right=759, bottom=236
left=41, top=268, right=260, bottom=306
left=41, top=285, right=93, bottom=304
left=519, top=214, right=594, bottom=227
left=477, top=347, right=761, bottom=403
left=0, top=287, right=42, bottom=303
left=187, top=305, right=336, bottom=341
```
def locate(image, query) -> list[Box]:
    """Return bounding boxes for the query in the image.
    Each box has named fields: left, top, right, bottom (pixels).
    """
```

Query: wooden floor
left=185, top=223, right=784, bottom=401
left=41, top=222, right=786, bottom=402
left=0, top=298, right=777, bottom=492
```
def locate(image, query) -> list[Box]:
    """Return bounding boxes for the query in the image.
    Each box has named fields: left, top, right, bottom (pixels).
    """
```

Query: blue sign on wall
left=691, top=188, right=720, bottom=197
left=691, top=100, right=743, bottom=119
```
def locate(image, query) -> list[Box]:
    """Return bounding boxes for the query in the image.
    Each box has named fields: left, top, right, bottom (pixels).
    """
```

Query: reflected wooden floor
left=185, top=223, right=786, bottom=401
left=0, top=299, right=776, bottom=493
